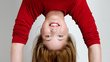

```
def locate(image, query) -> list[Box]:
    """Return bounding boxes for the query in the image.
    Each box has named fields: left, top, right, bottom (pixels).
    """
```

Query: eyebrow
left=43, top=38, right=51, bottom=41
left=58, top=38, right=64, bottom=41
left=44, top=38, right=64, bottom=42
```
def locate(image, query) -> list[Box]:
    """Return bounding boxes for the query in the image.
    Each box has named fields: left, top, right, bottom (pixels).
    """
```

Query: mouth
left=49, top=22, right=60, bottom=27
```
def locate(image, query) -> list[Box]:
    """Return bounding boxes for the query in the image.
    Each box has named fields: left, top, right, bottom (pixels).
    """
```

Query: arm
left=12, top=0, right=42, bottom=44
left=88, top=44, right=102, bottom=62
left=11, top=43, right=24, bottom=62
left=11, top=0, right=42, bottom=62
left=69, top=0, right=101, bottom=61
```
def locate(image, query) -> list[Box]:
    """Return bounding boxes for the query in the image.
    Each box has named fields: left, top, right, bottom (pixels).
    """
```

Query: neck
left=45, top=11, right=64, bottom=20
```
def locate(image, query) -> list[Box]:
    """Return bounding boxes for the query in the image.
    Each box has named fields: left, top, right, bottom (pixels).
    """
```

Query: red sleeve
left=12, top=0, right=42, bottom=44
left=69, top=0, right=100, bottom=47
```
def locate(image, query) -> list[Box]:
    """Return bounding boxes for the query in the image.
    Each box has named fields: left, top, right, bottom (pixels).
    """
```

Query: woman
left=32, top=11, right=76, bottom=62
left=11, top=0, right=101, bottom=62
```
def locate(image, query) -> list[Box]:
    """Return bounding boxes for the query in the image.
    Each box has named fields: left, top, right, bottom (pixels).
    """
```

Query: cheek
left=60, top=26, right=68, bottom=34
left=41, top=29, right=50, bottom=36
left=60, top=22, right=68, bottom=31
left=41, top=25, right=50, bottom=34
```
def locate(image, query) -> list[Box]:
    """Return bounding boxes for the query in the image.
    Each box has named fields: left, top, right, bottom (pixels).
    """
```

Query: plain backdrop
left=0, top=0, right=110, bottom=62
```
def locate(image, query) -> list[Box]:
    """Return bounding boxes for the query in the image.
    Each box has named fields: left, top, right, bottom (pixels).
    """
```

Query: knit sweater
left=12, top=0, right=100, bottom=47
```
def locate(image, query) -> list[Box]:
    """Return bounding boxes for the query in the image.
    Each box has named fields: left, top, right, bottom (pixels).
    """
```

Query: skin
left=88, top=44, right=102, bottom=62
left=41, top=11, right=68, bottom=50
left=11, top=43, right=24, bottom=62
left=11, top=11, right=102, bottom=62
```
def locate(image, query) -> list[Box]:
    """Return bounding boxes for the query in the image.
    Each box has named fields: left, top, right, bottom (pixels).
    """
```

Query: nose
left=51, top=28, right=57, bottom=33
left=51, top=28, right=58, bottom=35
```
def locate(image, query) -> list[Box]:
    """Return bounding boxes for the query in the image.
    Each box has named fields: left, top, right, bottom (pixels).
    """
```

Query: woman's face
left=41, top=11, right=68, bottom=50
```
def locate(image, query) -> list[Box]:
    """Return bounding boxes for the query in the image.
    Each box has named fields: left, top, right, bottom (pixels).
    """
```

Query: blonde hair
left=32, top=35, right=76, bottom=62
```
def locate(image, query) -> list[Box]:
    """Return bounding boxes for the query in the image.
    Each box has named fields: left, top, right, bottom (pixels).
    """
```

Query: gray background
left=0, top=0, right=110, bottom=62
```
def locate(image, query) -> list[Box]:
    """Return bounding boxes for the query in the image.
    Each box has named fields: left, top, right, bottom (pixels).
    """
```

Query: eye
left=44, top=35, right=51, bottom=41
left=45, top=35, right=50, bottom=38
left=58, top=35, right=63, bottom=37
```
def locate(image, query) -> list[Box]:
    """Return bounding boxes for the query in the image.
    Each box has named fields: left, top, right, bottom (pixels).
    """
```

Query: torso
left=33, top=0, right=75, bottom=16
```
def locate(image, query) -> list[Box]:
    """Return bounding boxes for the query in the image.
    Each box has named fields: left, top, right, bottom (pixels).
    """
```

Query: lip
left=49, top=22, right=60, bottom=27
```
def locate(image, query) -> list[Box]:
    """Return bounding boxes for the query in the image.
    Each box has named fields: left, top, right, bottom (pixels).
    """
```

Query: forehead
left=43, top=38, right=67, bottom=50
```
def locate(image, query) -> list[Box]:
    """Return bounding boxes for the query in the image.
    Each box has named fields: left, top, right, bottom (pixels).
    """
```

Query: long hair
left=32, top=35, right=76, bottom=62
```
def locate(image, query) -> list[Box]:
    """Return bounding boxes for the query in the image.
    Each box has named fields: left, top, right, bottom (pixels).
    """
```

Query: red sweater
left=12, top=0, right=100, bottom=47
